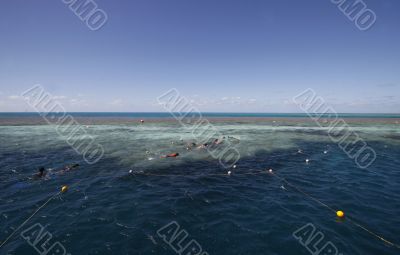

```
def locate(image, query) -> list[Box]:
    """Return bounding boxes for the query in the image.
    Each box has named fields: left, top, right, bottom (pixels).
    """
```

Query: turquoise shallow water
left=0, top=114, right=400, bottom=255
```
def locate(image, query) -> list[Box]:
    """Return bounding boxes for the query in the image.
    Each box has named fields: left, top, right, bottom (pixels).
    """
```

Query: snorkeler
left=197, top=143, right=209, bottom=149
left=161, top=153, right=180, bottom=158
left=186, top=142, right=197, bottom=150
left=213, top=138, right=223, bottom=145
left=56, top=163, right=80, bottom=174
left=33, top=167, right=46, bottom=179
left=62, top=163, right=80, bottom=172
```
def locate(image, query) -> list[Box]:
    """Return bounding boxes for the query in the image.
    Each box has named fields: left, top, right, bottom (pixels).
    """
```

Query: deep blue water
left=0, top=119, right=399, bottom=255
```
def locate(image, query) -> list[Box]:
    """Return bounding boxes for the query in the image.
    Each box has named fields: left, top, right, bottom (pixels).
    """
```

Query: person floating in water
left=161, top=153, right=179, bottom=158
left=186, top=142, right=197, bottom=150
left=213, top=138, right=223, bottom=145
left=63, top=163, right=80, bottom=171
left=197, top=143, right=209, bottom=149
left=56, top=163, right=80, bottom=174
left=33, top=167, right=47, bottom=179
left=33, top=164, right=80, bottom=179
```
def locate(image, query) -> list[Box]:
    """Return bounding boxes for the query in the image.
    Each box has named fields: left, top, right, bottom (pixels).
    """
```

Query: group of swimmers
left=161, top=136, right=236, bottom=158
left=33, top=163, right=80, bottom=179
left=32, top=137, right=238, bottom=176
left=189, top=138, right=224, bottom=150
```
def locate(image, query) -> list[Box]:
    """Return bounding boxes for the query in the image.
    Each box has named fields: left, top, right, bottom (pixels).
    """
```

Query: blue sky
left=0, top=0, right=399, bottom=112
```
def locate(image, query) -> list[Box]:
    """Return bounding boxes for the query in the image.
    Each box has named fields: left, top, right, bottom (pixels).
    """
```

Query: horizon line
left=1, top=112, right=400, bottom=115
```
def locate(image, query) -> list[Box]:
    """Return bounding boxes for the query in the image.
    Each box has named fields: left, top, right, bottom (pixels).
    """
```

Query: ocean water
left=0, top=113, right=400, bottom=255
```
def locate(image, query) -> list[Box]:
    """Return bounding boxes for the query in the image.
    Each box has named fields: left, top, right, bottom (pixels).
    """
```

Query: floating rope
left=2, top=165, right=399, bottom=251
left=137, top=169, right=266, bottom=178
left=0, top=186, right=68, bottom=249
left=269, top=170, right=400, bottom=249
left=132, top=168, right=400, bottom=249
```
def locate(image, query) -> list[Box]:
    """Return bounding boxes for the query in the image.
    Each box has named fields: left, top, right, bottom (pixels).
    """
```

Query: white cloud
left=69, top=98, right=88, bottom=107
left=53, top=95, right=67, bottom=100
left=8, top=95, right=22, bottom=100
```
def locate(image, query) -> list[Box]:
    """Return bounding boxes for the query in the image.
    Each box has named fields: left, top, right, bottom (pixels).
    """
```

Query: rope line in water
left=271, top=172, right=337, bottom=213
left=270, top=171, right=400, bottom=249
left=140, top=170, right=266, bottom=178
left=2, top=168, right=399, bottom=251
left=346, top=216, right=400, bottom=249
left=1, top=169, right=104, bottom=249
left=0, top=189, right=65, bottom=249
left=133, top=168, right=400, bottom=249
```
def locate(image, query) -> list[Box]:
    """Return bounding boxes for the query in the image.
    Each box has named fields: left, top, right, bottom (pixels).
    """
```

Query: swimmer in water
left=161, top=153, right=179, bottom=158
left=197, top=143, right=209, bottom=149
left=186, top=142, right=197, bottom=150
left=34, top=167, right=46, bottom=179
left=63, top=163, right=80, bottom=171
left=214, top=138, right=223, bottom=145
left=58, top=163, right=80, bottom=174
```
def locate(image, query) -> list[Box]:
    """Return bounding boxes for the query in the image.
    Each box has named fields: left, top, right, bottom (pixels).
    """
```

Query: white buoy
left=323, top=150, right=328, bottom=154
left=227, top=171, right=232, bottom=175
left=129, top=170, right=133, bottom=173
left=305, top=159, right=310, bottom=163
left=233, top=165, right=237, bottom=169
left=268, top=169, right=273, bottom=173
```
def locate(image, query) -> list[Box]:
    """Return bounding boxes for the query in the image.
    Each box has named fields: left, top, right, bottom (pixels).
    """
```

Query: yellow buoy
left=61, top=185, right=69, bottom=193
left=336, top=210, right=344, bottom=218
